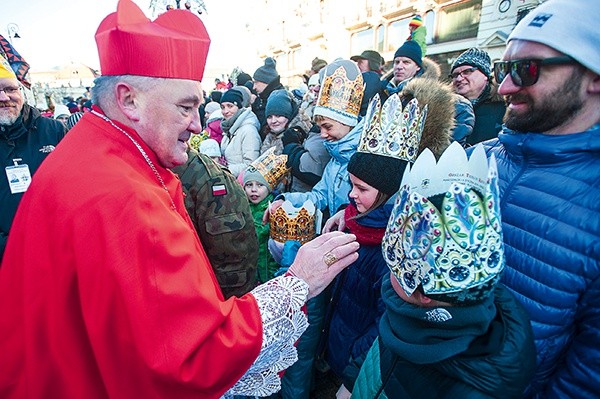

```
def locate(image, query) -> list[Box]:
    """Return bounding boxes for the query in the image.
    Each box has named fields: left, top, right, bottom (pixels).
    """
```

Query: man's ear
left=587, top=71, right=600, bottom=94
left=115, top=82, right=141, bottom=122
left=413, top=290, right=434, bottom=306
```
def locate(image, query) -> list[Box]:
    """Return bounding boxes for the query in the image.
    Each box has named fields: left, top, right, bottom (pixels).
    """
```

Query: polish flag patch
left=212, top=184, right=227, bottom=196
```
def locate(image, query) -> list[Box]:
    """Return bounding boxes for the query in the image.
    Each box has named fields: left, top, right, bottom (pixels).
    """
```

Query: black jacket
left=252, top=76, right=285, bottom=139
left=0, top=104, right=66, bottom=261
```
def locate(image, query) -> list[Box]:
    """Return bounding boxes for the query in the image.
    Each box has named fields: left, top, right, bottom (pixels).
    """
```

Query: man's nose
left=498, top=73, right=519, bottom=96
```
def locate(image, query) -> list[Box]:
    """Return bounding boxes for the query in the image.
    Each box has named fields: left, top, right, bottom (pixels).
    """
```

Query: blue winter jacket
left=481, top=126, right=600, bottom=398
left=284, top=119, right=363, bottom=213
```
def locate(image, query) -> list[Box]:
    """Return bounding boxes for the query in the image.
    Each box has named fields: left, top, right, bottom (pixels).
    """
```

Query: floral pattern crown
left=382, top=142, right=505, bottom=298
left=358, top=94, right=428, bottom=161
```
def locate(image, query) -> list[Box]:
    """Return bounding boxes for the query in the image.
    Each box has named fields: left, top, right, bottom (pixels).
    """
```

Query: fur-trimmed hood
left=401, top=77, right=454, bottom=158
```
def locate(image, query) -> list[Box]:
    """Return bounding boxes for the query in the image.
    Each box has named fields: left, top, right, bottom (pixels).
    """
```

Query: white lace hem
left=222, top=275, right=309, bottom=398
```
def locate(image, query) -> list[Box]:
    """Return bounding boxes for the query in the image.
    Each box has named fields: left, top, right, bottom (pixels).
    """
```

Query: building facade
left=246, top=0, right=542, bottom=87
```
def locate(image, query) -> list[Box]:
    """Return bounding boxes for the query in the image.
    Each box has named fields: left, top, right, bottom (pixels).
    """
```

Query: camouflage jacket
left=172, top=149, right=258, bottom=298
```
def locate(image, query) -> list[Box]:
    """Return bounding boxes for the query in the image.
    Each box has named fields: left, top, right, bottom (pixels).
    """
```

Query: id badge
left=5, top=163, right=32, bottom=194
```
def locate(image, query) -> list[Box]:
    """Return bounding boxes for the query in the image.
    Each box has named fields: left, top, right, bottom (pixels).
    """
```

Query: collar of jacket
left=259, top=77, right=283, bottom=101
left=498, top=125, right=600, bottom=165
left=378, top=276, right=497, bottom=365
left=324, top=118, right=363, bottom=161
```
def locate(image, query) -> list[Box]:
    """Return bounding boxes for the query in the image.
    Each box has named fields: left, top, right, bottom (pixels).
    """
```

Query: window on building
left=376, top=25, right=385, bottom=52
left=435, top=0, right=482, bottom=43
left=351, top=28, right=374, bottom=54
left=387, top=18, right=410, bottom=52
left=425, top=10, right=435, bottom=45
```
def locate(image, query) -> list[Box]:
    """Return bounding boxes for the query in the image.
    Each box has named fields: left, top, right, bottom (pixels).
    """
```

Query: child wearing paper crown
left=317, top=92, right=445, bottom=399
left=351, top=142, right=536, bottom=399
left=268, top=59, right=365, bottom=218
left=243, top=148, right=289, bottom=283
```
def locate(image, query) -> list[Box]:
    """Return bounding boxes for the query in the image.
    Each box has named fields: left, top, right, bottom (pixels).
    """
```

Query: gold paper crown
left=270, top=200, right=318, bottom=245
left=246, top=148, right=290, bottom=189
left=358, top=94, right=428, bottom=162
left=315, top=64, right=364, bottom=125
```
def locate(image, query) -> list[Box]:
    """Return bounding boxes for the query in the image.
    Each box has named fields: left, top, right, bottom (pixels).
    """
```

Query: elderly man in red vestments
left=0, top=1, right=359, bottom=398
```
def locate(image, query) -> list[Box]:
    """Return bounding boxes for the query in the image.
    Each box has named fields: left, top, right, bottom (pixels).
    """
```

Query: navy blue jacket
left=482, top=126, right=600, bottom=398
left=320, top=201, right=391, bottom=390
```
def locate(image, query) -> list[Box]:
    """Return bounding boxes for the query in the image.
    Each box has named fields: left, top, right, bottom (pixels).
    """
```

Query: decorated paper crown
left=358, top=94, right=427, bottom=162
left=314, top=61, right=364, bottom=127
left=95, top=0, right=210, bottom=80
left=383, top=142, right=504, bottom=301
left=0, top=56, right=16, bottom=79
left=270, top=200, right=321, bottom=245
left=245, top=147, right=289, bottom=190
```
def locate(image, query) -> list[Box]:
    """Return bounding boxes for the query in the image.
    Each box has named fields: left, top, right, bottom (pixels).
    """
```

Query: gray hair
left=92, top=75, right=164, bottom=110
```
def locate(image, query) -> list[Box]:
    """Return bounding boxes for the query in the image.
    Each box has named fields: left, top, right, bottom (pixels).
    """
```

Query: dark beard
left=503, top=72, right=584, bottom=133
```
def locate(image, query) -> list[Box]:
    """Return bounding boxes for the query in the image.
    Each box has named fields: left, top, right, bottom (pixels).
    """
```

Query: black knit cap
left=221, top=89, right=244, bottom=109
left=394, top=40, right=423, bottom=68
left=347, top=152, right=409, bottom=196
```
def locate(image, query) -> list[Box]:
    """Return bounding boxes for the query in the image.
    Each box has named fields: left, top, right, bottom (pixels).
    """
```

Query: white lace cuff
left=222, top=276, right=309, bottom=398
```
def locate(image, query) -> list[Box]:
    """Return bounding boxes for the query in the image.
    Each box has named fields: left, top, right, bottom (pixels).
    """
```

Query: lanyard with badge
left=5, top=158, right=32, bottom=194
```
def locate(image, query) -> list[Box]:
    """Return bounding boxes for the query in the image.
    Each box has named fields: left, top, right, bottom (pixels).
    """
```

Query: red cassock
left=0, top=111, right=263, bottom=398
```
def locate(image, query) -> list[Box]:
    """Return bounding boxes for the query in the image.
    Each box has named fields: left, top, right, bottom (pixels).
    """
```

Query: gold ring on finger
left=323, top=252, right=338, bottom=267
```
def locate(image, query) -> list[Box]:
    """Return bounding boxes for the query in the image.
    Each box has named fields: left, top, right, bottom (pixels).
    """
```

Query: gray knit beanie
left=253, top=57, right=279, bottom=84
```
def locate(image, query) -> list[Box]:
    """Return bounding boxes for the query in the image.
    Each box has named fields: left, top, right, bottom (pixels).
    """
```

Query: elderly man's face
left=0, top=77, right=24, bottom=125
left=133, top=78, right=202, bottom=168
left=498, top=40, right=586, bottom=134
left=452, top=66, right=489, bottom=100
left=393, top=57, right=420, bottom=84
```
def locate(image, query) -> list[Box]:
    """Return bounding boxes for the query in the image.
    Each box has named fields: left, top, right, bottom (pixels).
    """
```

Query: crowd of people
left=0, top=0, right=598, bottom=398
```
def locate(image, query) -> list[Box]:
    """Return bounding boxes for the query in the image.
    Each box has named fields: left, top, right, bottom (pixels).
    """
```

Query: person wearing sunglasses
left=450, top=47, right=506, bottom=146
left=480, top=0, right=600, bottom=397
left=0, top=54, right=66, bottom=263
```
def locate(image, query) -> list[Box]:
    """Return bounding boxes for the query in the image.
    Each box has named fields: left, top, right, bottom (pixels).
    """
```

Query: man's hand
left=262, top=198, right=284, bottom=225
left=323, top=209, right=346, bottom=233
left=288, top=232, right=359, bottom=299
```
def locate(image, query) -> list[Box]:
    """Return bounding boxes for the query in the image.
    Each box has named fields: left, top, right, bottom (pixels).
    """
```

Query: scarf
left=378, top=276, right=496, bottom=364
left=344, top=200, right=387, bottom=245
left=220, top=108, right=244, bottom=137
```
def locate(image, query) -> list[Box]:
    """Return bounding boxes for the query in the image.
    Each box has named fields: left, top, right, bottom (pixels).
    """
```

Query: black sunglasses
left=493, top=56, right=577, bottom=87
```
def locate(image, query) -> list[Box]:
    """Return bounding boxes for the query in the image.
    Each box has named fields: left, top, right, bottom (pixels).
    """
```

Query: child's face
left=316, top=117, right=352, bottom=142
left=349, top=173, right=379, bottom=213
left=244, top=180, right=269, bottom=204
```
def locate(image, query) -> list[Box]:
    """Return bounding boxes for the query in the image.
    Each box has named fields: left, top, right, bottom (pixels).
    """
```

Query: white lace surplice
left=222, top=275, right=309, bottom=398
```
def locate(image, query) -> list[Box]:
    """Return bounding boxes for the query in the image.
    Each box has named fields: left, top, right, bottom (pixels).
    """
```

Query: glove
left=282, top=127, right=305, bottom=146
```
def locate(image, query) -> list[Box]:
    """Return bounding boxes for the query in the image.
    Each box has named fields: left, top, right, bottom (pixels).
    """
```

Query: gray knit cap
left=451, top=48, right=492, bottom=77
left=253, top=57, right=279, bottom=84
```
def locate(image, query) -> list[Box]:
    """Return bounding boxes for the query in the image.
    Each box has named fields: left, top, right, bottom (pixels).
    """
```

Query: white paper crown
left=382, top=142, right=504, bottom=297
left=358, top=94, right=428, bottom=162
left=270, top=200, right=322, bottom=245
